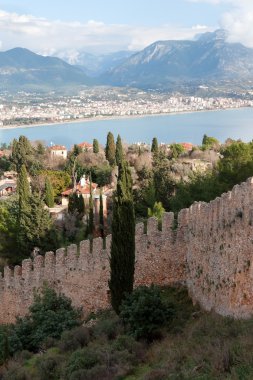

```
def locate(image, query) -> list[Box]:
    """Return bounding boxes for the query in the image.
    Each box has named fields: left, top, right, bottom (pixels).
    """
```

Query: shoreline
left=0, top=106, right=252, bottom=131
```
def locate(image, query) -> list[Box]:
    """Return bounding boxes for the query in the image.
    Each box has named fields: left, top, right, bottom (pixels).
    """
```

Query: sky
left=0, top=0, right=252, bottom=61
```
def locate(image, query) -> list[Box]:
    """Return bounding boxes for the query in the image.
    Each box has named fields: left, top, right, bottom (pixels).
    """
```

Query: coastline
left=0, top=106, right=251, bottom=131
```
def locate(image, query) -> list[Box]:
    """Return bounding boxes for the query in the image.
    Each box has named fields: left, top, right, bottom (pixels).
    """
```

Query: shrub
left=59, top=327, right=90, bottom=352
left=66, top=348, right=101, bottom=377
left=92, top=316, right=122, bottom=341
left=120, top=285, right=174, bottom=340
left=14, top=287, right=81, bottom=352
left=35, top=352, right=62, bottom=380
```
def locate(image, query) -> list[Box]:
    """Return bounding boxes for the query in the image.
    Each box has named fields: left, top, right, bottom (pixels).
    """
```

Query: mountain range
left=0, top=48, right=94, bottom=91
left=101, top=30, right=253, bottom=90
left=1, top=30, right=253, bottom=92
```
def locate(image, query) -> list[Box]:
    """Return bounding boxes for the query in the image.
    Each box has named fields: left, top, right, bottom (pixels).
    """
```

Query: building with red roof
left=50, top=145, right=68, bottom=160
left=77, top=142, right=93, bottom=152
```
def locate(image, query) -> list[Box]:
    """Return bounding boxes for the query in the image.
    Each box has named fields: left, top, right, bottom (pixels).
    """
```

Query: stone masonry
left=1, top=178, right=253, bottom=324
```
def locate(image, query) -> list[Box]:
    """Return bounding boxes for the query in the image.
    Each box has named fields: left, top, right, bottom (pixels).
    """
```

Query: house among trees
left=0, top=171, right=17, bottom=197
left=61, top=175, right=107, bottom=224
left=77, top=142, right=93, bottom=152
left=49, top=145, right=68, bottom=160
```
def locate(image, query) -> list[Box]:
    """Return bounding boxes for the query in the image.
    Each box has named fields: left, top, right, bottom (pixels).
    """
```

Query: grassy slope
left=2, top=287, right=253, bottom=380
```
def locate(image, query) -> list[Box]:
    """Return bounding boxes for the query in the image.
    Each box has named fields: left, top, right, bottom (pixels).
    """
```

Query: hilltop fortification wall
left=0, top=213, right=187, bottom=324
left=1, top=178, right=253, bottom=324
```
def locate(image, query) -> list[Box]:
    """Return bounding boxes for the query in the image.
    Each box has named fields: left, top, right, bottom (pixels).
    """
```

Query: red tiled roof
left=78, top=142, right=93, bottom=148
left=62, top=182, right=97, bottom=196
left=50, top=145, right=67, bottom=151
left=181, top=143, right=194, bottom=151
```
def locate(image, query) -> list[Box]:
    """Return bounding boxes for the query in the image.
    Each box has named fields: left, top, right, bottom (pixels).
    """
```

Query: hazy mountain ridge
left=100, top=30, right=253, bottom=89
left=0, top=48, right=94, bottom=91
left=2, top=30, right=253, bottom=92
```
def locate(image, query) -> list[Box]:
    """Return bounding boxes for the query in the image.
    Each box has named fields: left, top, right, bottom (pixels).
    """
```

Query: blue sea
left=1, top=108, right=253, bottom=148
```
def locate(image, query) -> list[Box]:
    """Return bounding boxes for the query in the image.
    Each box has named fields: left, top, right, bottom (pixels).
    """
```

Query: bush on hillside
left=15, top=287, right=81, bottom=352
left=120, top=285, right=174, bottom=340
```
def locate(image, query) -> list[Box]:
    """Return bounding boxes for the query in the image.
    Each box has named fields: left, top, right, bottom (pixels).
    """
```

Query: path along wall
left=1, top=177, right=253, bottom=324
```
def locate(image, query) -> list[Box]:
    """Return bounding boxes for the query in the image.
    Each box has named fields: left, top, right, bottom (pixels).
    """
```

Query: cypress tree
left=88, top=174, right=94, bottom=240
left=44, top=177, right=54, bottom=208
left=151, top=137, right=159, bottom=154
left=109, top=160, right=135, bottom=314
left=17, top=164, right=30, bottom=215
left=105, top=132, right=116, bottom=166
left=93, top=139, right=99, bottom=153
left=115, top=134, right=124, bottom=166
left=68, top=192, right=84, bottom=216
left=99, top=189, right=104, bottom=239
left=17, top=164, right=31, bottom=253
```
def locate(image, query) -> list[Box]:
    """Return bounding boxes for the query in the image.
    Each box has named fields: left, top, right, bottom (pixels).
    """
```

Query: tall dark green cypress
left=105, top=132, right=116, bottom=166
left=115, top=134, right=124, bottom=166
left=151, top=137, right=159, bottom=154
left=88, top=174, right=94, bottom=240
left=99, top=189, right=104, bottom=239
left=93, top=139, right=99, bottom=153
left=109, top=160, right=135, bottom=314
left=17, top=164, right=30, bottom=220
left=44, top=177, right=54, bottom=208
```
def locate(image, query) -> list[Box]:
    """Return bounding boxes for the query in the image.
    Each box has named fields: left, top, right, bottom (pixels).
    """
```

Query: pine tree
left=115, top=134, right=124, bottom=166
left=21, top=193, right=57, bottom=253
left=109, top=160, right=135, bottom=314
left=105, top=132, right=116, bottom=166
left=44, top=177, right=54, bottom=208
left=93, top=139, right=99, bottom=153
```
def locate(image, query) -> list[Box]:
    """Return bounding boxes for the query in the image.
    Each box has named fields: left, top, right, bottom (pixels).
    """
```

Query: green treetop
left=93, top=139, right=99, bottom=154
left=44, top=177, right=54, bottom=208
left=115, top=134, right=124, bottom=166
left=151, top=137, right=159, bottom=154
left=105, top=132, right=116, bottom=166
left=17, top=164, right=30, bottom=217
left=12, top=136, right=34, bottom=172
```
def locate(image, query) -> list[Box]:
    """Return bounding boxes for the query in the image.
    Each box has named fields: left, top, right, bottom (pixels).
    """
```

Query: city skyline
left=0, top=1, right=252, bottom=59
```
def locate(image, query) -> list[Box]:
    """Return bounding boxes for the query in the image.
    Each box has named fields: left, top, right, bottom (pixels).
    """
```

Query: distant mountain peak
left=197, top=29, right=228, bottom=42
left=101, top=29, right=253, bottom=90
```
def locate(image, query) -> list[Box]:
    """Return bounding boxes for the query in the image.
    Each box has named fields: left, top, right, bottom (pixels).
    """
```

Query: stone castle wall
left=1, top=178, right=253, bottom=323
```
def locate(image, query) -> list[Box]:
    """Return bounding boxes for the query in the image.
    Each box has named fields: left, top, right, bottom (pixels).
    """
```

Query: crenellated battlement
left=2, top=177, right=253, bottom=323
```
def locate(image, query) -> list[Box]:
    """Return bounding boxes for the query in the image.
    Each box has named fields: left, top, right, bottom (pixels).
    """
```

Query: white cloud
left=187, top=0, right=253, bottom=48
left=0, top=8, right=213, bottom=59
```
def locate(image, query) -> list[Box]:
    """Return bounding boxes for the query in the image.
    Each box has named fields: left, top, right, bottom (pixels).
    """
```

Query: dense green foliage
left=68, top=192, right=84, bottom=216
left=11, top=136, right=34, bottom=172
left=120, top=286, right=173, bottom=340
left=109, top=160, right=135, bottom=314
left=44, top=177, right=54, bottom=207
left=92, top=139, right=99, bottom=154
left=0, top=286, right=196, bottom=380
left=0, top=287, right=80, bottom=365
left=170, top=141, right=253, bottom=214
left=168, top=143, right=185, bottom=159
left=202, top=134, right=220, bottom=150
left=151, top=137, right=159, bottom=154
left=115, top=134, right=124, bottom=165
left=105, top=131, right=116, bottom=166
left=0, top=166, right=59, bottom=263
